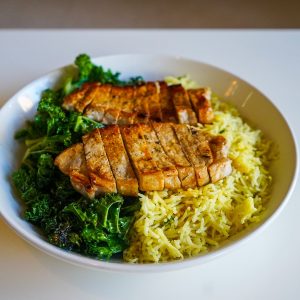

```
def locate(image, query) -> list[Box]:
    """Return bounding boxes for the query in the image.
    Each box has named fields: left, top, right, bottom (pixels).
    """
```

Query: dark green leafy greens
left=12, top=54, right=141, bottom=259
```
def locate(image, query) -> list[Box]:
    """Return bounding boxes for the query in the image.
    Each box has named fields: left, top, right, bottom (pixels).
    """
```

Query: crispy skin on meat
left=82, top=129, right=117, bottom=194
left=100, top=125, right=139, bottom=196
left=147, top=82, right=163, bottom=122
left=159, top=82, right=177, bottom=123
left=120, top=124, right=164, bottom=191
left=169, top=85, right=197, bottom=125
left=140, top=123, right=181, bottom=190
left=84, top=84, right=112, bottom=122
left=207, top=135, right=232, bottom=182
left=152, top=122, right=197, bottom=189
left=63, top=83, right=91, bottom=111
left=173, top=124, right=210, bottom=186
left=54, top=143, right=95, bottom=198
left=132, top=84, right=149, bottom=123
left=188, top=88, right=214, bottom=124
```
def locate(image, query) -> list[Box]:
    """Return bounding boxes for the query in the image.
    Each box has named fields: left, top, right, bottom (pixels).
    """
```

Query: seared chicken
left=55, top=123, right=232, bottom=198
left=62, top=82, right=213, bottom=125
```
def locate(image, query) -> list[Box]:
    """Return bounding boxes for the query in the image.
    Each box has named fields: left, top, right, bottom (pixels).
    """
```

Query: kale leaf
left=12, top=53, right=141, bottom=260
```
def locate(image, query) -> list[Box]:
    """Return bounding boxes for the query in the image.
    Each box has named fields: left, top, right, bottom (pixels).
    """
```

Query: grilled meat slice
left=121, top=124, right=164, bottom=191
left=102, top=85, right=124, bottom=124
left=139, top=123, right=181, bottom=190
left=132, top=84, right=149, bottom=123
left=147, top=82, right=163, bottom=122
left=188, top=88, right=214, bottom=124
left=82, top=129, right=117, bottom=194
left=117, top=86, right=135, bottom=124
left=173, top=124, right=210, bottom=186
left=100, top=125, right=139, bottom=196
left=62, top=83, right=91, bottom=111
left=54, top=143, right=95, bottom=198
left=152, top=122, right=197, bottom=189
left=207, top=135, right=232, bottom=182
left=159, top=82, right=177, bottom=123
left=84, top=84, right=112, bottom=122
left=169, top=84, right=198, bottom=125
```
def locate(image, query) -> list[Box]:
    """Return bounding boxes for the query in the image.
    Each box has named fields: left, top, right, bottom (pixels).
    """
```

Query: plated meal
left=11, top=54, right=275, bottom=263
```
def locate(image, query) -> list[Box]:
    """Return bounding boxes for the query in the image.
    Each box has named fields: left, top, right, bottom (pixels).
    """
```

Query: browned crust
left=159, top=82, right=178, bottom=123
left=82, top=129, right=117, bottom=194
left=120, top=124, right=164, bottom=191
left=188, top=88, right=214, bottom=124
left=140, top=123, right=181, bottom=190
left=54, top=143, right=95, bottom=198
left=169, top=84, right=197, bottom=125
left=84, top=84, right=112, bottom=122
left=100, top=125, right=139, bottom=196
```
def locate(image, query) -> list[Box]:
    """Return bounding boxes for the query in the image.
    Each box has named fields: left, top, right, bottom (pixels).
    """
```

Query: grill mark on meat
left=207, top=135, right=232, bottom=183
left=82, top=129, right=117, bottom=194
left=147, top=82, right=163, bottom=122
left=169, top=84, right=198, bottom=125
left=120, top=124, right=164, bottom=191
left=54, top=143, right=95, bottom=198
left=132, top=84, right=149, bottom=124
left=84, top=84, right=112, bottom=122
left=172, top=124, right=210, bottom=186
left=117, top=86, right=136, bottom=125
left=159, top=82, right=177, bottom=123
left=152, top=122, right=197, bottom=189
left=100, top=125, right=139, bottom=196
left=63, top=83, right=91, bottom=111
left=140, top=123, right=181, bottom=190
left=188, top=88, right=214, bottom=124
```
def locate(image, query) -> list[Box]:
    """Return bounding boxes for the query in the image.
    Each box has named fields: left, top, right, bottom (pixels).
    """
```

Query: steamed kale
left=12, top=54, right=141, bottom=260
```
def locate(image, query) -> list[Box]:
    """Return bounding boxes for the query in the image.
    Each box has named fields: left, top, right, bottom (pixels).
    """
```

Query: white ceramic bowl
left=0, top=54, right=298, bottom=272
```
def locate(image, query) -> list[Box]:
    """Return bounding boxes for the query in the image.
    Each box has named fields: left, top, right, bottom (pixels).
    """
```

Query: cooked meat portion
left=207, top=135, right=232, bottom=183
left=82, top=129, right=117, bottom=194
left=55, top=124, right=231, bottom=198
left=188, top=88, right=214, bottom=124
left=168, top=84, right=198, bottom=125
left=132, top=84, right=149, bottom=124
left=121, top=124, right=164, bottom=191
left=147, top=82, right=163, bottom=122
left=63, top=83, right=92, bottom=111
left=117, top=86, right=135, bottom=124
left=54, top=143, right=95, bottom=199
left=173, top=124, right=210, bottom=186
left=139, top=123, right=181, bottom=190
left=152, top=122, right=197, bottom=189
left=159, top=82, right=177, bottom=123
left=84, top=84, right=112, bottom=122
left=62, top=82, right=213, bottom=125
left=100, top=125, right=138, bottom=196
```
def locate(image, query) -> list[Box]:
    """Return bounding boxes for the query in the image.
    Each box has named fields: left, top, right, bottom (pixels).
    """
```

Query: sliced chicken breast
left=188, top=88, right=214, bottom=124
left=139, top=123, right=181, bottom=190
left=120, top=124, right=164, bottom=191
left=84, top=84, right=112, bottom=122
left=169, top=84, right=198, bottom=125
left=147, top=82, right=163, bottom=122
left=82, top=129, right=117, bottom=194
left=100, top=125, right=139, bottom=196
left=159, top=82, right=178, bottom=123
left=152, top=122, right=197, bottom=189
left=173, top=124, right=210, bottom=186
left=54, top=143, right=95, bottom=199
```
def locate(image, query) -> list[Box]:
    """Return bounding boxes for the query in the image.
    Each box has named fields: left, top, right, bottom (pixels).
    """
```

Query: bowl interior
left=0, top=54, right=297, bottom=272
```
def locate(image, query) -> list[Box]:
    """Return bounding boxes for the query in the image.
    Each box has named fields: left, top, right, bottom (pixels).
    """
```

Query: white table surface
left=0, top=29, right=300, bottom=300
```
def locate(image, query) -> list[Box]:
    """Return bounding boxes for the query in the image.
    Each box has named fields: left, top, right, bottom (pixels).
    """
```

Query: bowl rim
left=0, top=53, right=298, bottom=273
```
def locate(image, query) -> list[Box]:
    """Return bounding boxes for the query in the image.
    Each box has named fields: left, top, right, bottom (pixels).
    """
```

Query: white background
left=0, top=30, right=300, bottom=300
